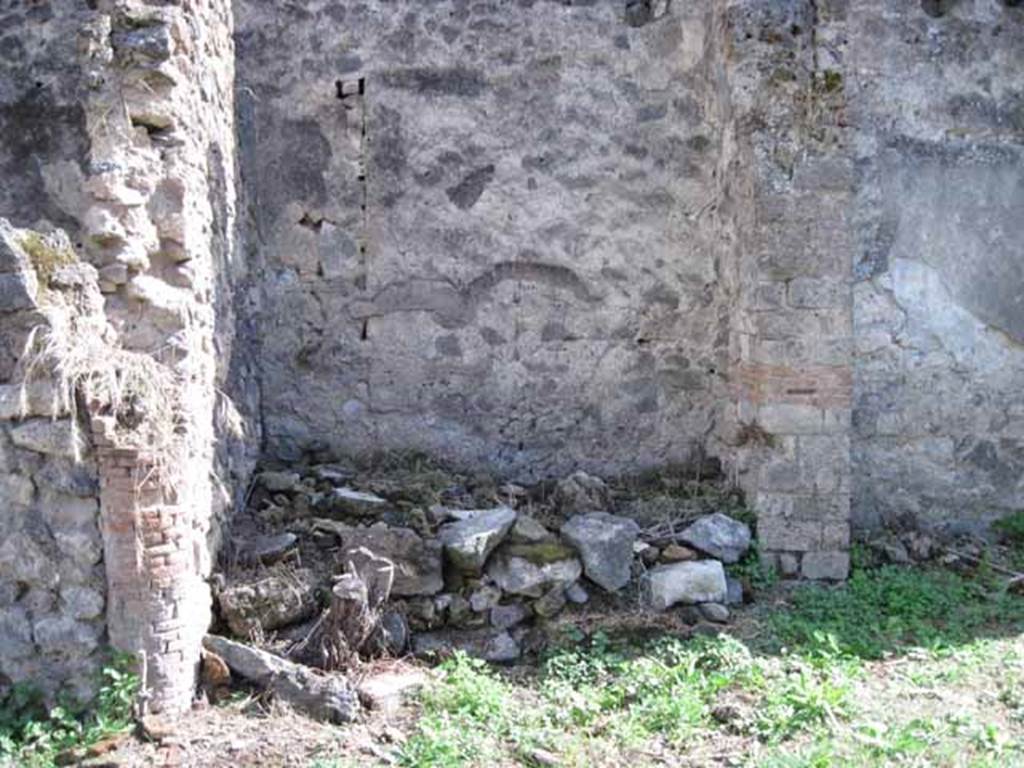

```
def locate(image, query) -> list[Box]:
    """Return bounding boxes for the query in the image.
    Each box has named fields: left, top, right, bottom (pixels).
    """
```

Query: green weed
left=0, top=652, right=139, bottom=768
left=731, top=544, right=779, bottom=592
left=398, top=652, right=514, bottom=768
left=995, top=511, right=1024, bottom=546
left=392, top=561, right=1024, bottom=767
left=769, top=565, right=1024, bottom=659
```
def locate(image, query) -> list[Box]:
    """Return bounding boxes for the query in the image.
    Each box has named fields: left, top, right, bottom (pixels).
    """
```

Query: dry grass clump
left=17, top=272, right=184, bottom=485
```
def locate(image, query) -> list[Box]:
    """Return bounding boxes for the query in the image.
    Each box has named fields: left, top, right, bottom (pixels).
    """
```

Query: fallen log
left=203, top=634, right=360, bottom=723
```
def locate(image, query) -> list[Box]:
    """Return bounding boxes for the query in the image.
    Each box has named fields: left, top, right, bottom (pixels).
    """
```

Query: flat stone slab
left=357, top=669, right=429, bottom=715
left=239, top=532, right=298, bottom=565
left=330, top=487, right=389, bottom=517
left=204, top=635, right=359, bottom=723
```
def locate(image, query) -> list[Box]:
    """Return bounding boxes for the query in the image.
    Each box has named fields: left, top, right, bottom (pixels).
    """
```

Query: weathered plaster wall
left=848, top=0, right=1024, bottom=531
left=236, top=0, right=734, bottom=480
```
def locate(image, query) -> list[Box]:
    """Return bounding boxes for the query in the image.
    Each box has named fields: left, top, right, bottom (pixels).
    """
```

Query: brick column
left=94, top=419, right=210, bottom=713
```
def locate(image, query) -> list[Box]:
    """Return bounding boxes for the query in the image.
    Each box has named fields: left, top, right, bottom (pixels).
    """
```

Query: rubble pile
left=208, top=462, right=753, bottom=676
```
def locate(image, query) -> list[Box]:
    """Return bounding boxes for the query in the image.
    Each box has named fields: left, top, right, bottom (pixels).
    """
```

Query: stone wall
left=236, top=0, right=734, bottom=480
left=0, top=224, right=106, bottom=705
left=848, top=0, right=1024, bottom=532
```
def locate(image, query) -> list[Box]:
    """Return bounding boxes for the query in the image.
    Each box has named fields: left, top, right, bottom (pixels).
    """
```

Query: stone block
left=758, top=458, right=804, bottom=493
left=821, top=521, right=851, bottom=550
left=10, top=419, right=79, bottom=458
left=758, top=403, right=824, bottom=434
left=0, top=607, right=34, bottom=660
left=54, top=527, right=103, bottom=567
left=790, top=493, right=851, bottom=521
left=788, top=277, right=846, bottom=309
left=753, top=282, right=786, bottom=310
left=801, top=551, right=850, bottom=580
left=0, top=381, right=67, bottom=420
left=0, top=473, right=34, bottom=508
left=0, top=272, right=37, bottom=313
left=0, top=532, right=59, bottom=589
left=33, top=616, right=100, bottom=656
left=35, top=457, right=99, bottom=497
left=61, top=586, right=106, bottom=620
left=41, top=492, right=100, bottom=531
left=758, top=517, right=822, bottom=552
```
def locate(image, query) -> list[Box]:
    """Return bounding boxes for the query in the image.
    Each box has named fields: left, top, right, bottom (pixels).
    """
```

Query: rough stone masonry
left=0, top=0, right=1021, bottom=711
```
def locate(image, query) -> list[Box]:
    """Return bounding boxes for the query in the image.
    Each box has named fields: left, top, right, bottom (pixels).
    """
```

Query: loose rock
left=699, top=603, right=730, bottom=623
left=565, top=582, right=589, bottom=605
left=725, top=576, right=744, bottom=606
left=661, top=543, right=698, bottom=563
left=508, top=515, right=554, bottom=544
left=533, top=585, right=567, bottom=619
left=486, top=543, right=582, bottom=597
left=469, top=585, right=502, bottom=613
left=370, top=610, right=409, bottom=656
left=438, top=506, right=516, bottom=574
left=680, top=513, right=751, bottom=564
left=643, top=560, right=728, bottom=610
left=412, top=628, right=520, bottom=663
left=258, top=471, right=300, bottom=493
left=561, top=512, right=639, bottom=591
left=490, top=603, right=529, bottom=630
left=554, top=471, right=611, bottom=514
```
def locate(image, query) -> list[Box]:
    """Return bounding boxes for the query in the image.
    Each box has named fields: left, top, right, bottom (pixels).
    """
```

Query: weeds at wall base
left=0, top=651, right=140, bottom=768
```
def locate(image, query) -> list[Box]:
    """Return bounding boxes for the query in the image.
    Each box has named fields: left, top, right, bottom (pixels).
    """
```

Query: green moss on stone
left=504, top=542, right=576, bottom=565
left=19, top=232, right=76, bottom=287
left=822, top=69, right=843, bottom=93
